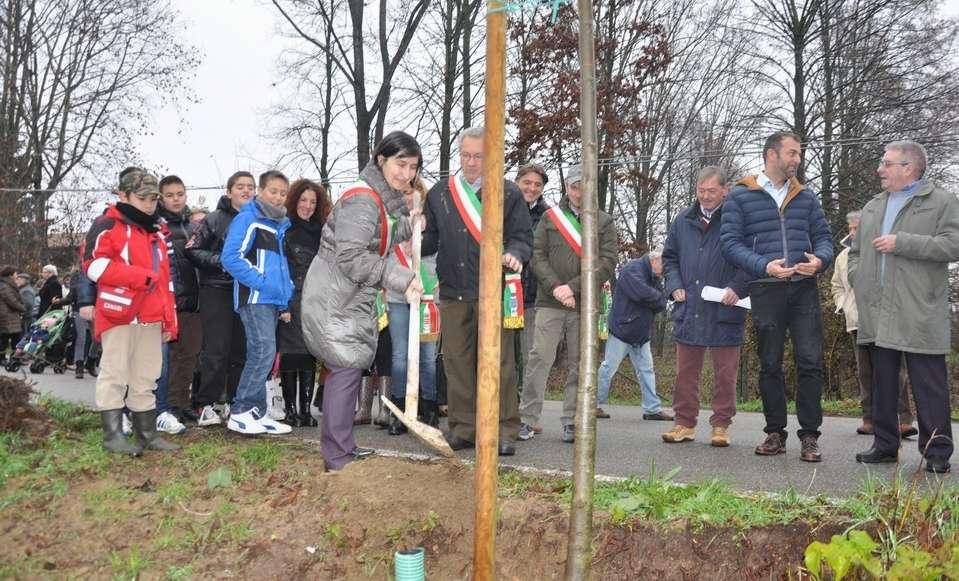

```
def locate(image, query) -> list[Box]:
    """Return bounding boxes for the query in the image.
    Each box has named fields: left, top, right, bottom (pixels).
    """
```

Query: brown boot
left=755, top=432, right=786, bottom=455
left=856, top=420, right=874, bottom=435
left=799, top=435, right=822, bottom=462
left=710, top=426, right=730, bottom=448
left=899, top=424, right=918, bottom=439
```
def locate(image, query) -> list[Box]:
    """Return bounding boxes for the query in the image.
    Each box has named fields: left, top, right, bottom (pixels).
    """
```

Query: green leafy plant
left=206, top=466, right=232, bottom=490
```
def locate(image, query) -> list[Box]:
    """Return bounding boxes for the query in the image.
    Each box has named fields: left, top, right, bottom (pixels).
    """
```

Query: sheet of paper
left=701, top=285, right=751, bottom=310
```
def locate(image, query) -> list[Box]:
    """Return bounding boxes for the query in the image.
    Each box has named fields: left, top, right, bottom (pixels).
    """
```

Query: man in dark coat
left=422, top=127, right=533, bottom=454
left=515, top=163, right=549, bottom=379
left=720, top=131, right=833, bottom=462
left=662, top=166, right=748, bottom=447
left=596, top=251, right=670, bottom=419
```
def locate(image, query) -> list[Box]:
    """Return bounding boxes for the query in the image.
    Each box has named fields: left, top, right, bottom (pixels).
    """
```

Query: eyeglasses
left=878, top=160, right=909, bottom=168
left=460, top=153, right=483, bottom=162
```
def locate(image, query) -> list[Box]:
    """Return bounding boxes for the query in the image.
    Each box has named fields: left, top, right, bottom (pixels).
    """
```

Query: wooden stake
left=473, top=1, right=507, bottom=578
left=565, top=0, right=600, bottom=577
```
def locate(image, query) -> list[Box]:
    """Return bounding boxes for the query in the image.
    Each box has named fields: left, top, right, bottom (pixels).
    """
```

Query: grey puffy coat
left=301, top=163, right=415, bottom=369
left=849, top=181, right=959, bottom=354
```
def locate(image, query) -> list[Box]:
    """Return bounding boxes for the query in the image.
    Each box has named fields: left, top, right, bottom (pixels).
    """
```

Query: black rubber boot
left=100, top=410, right=142, bottom=456
left=131, top=410, right=180, bottom=452
left=421, top=399, right=440, bottom=428
left=280, top=371, right=300, bottom=426
left=297, top=369, right=318, bottom=427
left=388, top=398, right=408, bottom=436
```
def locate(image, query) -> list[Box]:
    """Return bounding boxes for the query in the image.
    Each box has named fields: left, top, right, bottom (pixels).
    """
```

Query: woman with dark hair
left=277, top=178, right=331, bottom=426
left=0, top=265, right=26, bottom=365
left=302, top=131, right=424, bottom=470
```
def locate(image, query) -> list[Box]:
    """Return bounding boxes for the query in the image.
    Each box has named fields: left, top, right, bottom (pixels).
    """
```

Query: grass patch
left=110, top=546, right=150, bottom=579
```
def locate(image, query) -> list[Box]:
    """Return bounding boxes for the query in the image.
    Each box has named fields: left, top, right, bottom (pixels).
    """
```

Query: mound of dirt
left=0, top=376, right=51, bottom=440
left=0, top=431, right=844, bottom=579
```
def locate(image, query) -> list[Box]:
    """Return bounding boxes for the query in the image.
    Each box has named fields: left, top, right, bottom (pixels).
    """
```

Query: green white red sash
left=598, top=280, right=612, bottom=340
left=545, top=206, right=583, bottom=257
left=394, top=244, right=441, bottom=341
left=449, top=175, right=482, bottom=243
left=449, top=174, right=525, bottom=329
left=503, top=273, right=524, bottom=329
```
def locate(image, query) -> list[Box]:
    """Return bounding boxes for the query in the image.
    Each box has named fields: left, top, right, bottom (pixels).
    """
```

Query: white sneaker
left=256, top=411, right=292, bottom=435
left=156, top=411, right=187, bottom=435
left=197, top=405, right=222, bottom=427
left=121, top=412, right=133, bottom=436
left=227, top=408, right=266, bottom=435
left=220, top=403, right=231, bottom=421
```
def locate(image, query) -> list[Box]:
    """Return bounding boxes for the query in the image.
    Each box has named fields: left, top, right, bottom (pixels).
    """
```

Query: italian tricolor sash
left=545, top=206, right=583, bottom=257
left=598, top=281, right=612, bottom=340
left=449, top=175, right=482, bottom=243
left=394, top=244, right=441, bottom=342
left=338, top=182, right=392, bottom=257
left=448, top=175, right=525, bottom=329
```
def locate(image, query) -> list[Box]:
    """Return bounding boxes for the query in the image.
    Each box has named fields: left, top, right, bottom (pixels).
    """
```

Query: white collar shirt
left=757, top=171, right=788, bottom=209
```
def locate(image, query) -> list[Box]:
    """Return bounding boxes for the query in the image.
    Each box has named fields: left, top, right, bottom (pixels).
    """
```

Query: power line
left=2, top=132, right=958, bottom=196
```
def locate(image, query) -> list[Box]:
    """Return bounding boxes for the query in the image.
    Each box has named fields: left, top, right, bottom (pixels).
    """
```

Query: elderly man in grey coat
left=850, top=140, right=959, bottom=474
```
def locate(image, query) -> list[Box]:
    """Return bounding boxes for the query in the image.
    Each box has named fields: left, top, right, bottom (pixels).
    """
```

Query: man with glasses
left=850, top=140, right=959, bottom=474
left=422, top=127, right=533, bottom=455
left=721, top=131, right=833, bottom=462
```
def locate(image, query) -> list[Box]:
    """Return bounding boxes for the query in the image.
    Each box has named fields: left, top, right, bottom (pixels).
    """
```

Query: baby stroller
left=5, top=308, right=76, bottom=374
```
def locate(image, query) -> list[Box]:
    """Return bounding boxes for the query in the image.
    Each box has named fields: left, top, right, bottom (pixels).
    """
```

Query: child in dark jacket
left=221, top=170, right=295, bottom=435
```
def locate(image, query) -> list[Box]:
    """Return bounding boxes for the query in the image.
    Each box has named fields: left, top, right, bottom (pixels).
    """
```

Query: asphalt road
left=8, top=368, right=954, bottom=497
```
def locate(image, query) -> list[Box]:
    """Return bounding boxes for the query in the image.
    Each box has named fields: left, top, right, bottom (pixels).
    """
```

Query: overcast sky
left=136, top=0, right=959, bottom=209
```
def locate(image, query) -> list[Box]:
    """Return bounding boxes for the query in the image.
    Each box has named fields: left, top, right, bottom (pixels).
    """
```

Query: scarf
left=290, top=216, right=323, bottom=242
left=256, top=197, right=287, bottom=221
left=358, top=161, right=409, bottom=217
left=116, top=202, right=160, bottom=232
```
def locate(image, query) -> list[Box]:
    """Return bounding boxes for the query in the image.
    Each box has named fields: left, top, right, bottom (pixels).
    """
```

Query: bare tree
left=0, top=0, right=198, bottom=269
left=272, top=0, right=432, bottom=171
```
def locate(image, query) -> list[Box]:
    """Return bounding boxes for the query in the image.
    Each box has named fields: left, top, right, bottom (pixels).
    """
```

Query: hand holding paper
left=701, top=285, right=751, bottom=310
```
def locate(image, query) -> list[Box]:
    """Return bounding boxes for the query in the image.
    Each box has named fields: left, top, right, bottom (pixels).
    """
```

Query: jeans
left=749, top=278, right=823, bottom=438
left=155, top=342, right=171, bottom=413
left=233, top=304, right=278, bottom=416
left=387, top=303, right=437, bottom=401
left=597, top=335, right=662, bottom=413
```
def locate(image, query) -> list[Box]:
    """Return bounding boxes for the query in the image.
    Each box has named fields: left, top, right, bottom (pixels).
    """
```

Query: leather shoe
left=856, top=421, right=874, bottom=435
left=900, top=424, right=918, bottom=439
left=925, top=458, right=951, bottom=474
left=755, top=432, right=786, bottom=456
left=799, top=435, right=822, bottom=462
left=445, top=433, right=474, bottom=450
left=855, top=447, right=898, bottom=464
left=595, top=407, right=610, bottom=419
left=498, top=442, right=515, bottom=456
left=643, top=410, right=674, bottom=421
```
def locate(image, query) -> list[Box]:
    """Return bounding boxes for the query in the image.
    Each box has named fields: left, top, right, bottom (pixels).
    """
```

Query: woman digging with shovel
left=301, top=131, right=425, bottom=471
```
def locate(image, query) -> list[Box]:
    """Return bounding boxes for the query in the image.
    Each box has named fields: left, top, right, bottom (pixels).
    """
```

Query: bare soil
left=0, top=428, right=844, bottom=580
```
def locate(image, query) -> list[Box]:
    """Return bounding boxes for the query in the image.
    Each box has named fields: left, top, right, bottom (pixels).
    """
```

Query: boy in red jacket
left=83, top=168, right=180, bottom=455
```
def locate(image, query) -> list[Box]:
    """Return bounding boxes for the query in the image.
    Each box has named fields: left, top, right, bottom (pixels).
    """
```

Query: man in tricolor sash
left=517, top=165, right=618, bottom=443
left=422, top=127, right=533, bottom=455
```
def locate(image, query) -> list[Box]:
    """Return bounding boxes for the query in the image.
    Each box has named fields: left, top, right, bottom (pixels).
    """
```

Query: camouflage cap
left=117, top=168, right=160, bottom=197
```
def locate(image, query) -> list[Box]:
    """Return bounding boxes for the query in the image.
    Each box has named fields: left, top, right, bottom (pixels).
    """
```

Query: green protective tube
left=394, top=547, right=425, bottom=581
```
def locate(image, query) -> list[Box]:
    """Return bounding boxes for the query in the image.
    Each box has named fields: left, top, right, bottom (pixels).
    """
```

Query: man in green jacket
left=850, top=140, right=959, bottom=474
left=517, top=165, right=618, bottom=443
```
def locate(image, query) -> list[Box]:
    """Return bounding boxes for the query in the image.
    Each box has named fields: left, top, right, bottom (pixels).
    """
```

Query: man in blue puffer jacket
left=720, top=131, right=833, bottom=463
left=222, top=170, right=296, bottom=436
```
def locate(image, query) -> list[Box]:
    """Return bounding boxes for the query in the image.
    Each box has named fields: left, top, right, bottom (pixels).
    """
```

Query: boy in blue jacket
left=222, top=170, right=295, bottom=435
